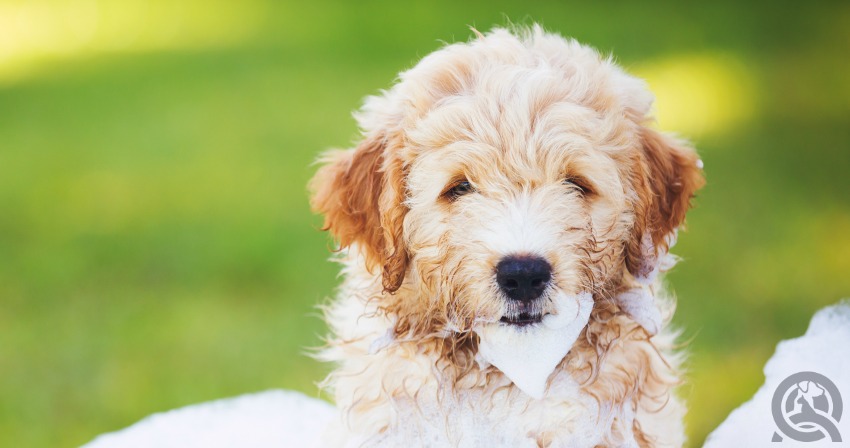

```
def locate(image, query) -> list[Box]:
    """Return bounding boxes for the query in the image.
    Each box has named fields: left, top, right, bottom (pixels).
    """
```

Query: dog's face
left=402, top=98, right=630, bottom=329
left=312, top=28, right=704, bottom=339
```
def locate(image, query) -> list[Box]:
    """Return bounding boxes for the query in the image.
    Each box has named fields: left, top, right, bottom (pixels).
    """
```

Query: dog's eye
left=563, top=177, right=593, bottom=196
left=443, top=180, right=475, bottom=201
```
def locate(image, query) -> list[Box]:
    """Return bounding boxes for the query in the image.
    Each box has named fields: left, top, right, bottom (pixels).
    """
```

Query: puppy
left=310, top=25, right=704, bottom=448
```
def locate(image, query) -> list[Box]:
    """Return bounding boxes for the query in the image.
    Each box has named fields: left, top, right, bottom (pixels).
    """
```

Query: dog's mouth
left=499, top=312, right=543, bottom=326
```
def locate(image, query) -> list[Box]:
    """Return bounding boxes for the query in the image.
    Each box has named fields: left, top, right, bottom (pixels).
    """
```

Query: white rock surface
left=475, top=291, right=593, bottom=399
left=704, top=300, right=850, bottom=448
left=83, top=390, right=335, bottom=448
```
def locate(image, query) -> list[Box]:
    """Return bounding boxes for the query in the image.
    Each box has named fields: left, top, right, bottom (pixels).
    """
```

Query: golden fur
left=310, top=26, right=704, bottom=447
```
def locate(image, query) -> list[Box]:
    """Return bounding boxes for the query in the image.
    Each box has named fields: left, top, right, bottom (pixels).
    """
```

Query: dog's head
left=311, top=27, right=703, bottom=343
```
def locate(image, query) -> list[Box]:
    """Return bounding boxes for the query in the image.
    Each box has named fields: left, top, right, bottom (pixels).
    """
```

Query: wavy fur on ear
left=310, top=134, right=409, bottom=292
left=627, top=127, right=705, bottom=279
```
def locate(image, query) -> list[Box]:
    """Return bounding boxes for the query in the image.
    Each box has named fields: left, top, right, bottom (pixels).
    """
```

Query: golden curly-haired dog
left=310, top=25, right=704, bottom=448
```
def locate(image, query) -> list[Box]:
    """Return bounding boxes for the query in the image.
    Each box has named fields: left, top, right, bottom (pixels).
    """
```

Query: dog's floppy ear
left=310, top=134, right=409, bottom=292
left=626, top=127, right=705, bottom=281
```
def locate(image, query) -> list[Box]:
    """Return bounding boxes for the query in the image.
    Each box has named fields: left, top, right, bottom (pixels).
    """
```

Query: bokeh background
left=1, top=0, right=848, bottom=446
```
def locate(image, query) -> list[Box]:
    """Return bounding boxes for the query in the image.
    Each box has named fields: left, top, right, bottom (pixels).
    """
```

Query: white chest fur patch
left=475, top=292, right=594, bottom=399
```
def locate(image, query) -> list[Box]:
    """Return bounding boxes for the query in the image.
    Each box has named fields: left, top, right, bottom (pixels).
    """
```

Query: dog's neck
left=317, top=259, right=686, bottom=447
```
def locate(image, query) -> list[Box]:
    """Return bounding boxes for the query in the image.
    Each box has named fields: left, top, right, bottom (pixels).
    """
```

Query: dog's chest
left=356, top=372, right=618, bottom=448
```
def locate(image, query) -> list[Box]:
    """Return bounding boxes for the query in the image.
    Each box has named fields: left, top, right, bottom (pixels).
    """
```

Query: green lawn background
left=1, top=1, right=848, bottom=446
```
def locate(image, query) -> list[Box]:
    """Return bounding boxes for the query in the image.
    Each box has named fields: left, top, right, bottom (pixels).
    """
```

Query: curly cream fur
left=310, top=25, right=704, bottom=448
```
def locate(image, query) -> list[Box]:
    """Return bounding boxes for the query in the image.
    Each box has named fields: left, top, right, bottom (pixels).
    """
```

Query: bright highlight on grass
left=634, top=53, right=757, bottom=138
left=0, top=0, right=266, bottom=84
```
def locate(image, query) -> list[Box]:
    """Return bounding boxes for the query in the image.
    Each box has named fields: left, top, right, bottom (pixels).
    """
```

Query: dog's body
left=311, top=26, right=704, bottom=448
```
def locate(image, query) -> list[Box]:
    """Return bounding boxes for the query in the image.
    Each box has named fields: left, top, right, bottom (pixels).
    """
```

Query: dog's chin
left=475, top=292, right=594, bottom=398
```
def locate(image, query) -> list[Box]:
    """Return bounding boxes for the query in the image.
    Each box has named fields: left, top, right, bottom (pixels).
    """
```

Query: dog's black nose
left=496, top=256, right=552, bottom=302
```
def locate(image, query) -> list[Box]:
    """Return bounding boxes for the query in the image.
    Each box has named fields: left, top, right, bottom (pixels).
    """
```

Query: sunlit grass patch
left=634, top=53, right=757, bottom=138
left=0, top=0, right=268, bottom=84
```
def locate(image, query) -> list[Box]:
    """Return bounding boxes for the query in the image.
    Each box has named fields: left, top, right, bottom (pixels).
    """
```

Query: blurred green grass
left=0, top=1, right=848, bottom=446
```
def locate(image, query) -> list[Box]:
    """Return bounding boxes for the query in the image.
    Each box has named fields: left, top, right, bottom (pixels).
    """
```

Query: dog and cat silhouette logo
left=772, top=371, right=843, bottom=443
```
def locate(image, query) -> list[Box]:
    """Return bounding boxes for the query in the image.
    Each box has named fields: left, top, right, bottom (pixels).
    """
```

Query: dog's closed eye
left=562, top=176, right=594, bottom=196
